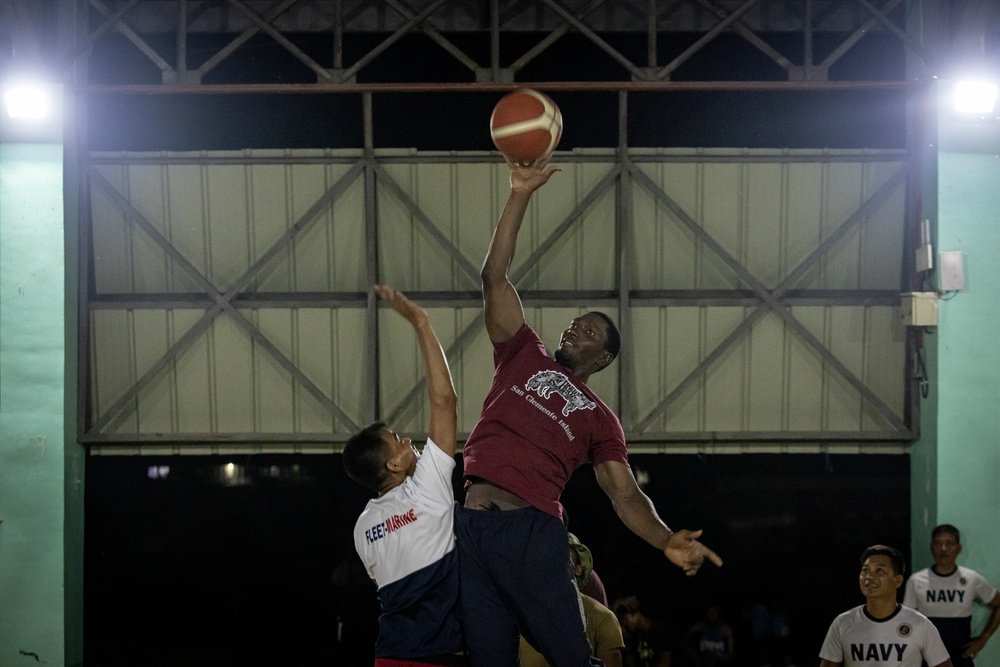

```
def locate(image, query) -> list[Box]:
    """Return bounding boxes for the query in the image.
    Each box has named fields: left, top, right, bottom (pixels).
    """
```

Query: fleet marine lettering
left=364, top=508, right=418, bottom=544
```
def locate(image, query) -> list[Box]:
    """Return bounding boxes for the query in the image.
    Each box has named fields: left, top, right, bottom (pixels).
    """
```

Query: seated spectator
left=686, top=605, right=733, bottom=667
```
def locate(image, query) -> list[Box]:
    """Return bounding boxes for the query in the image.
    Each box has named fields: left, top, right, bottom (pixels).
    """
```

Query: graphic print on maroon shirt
left=463, top=324, right=629, bottom=518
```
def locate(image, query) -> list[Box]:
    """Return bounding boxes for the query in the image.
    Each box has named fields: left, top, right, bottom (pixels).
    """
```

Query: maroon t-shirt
left=463, top=323, right=629, bottom=518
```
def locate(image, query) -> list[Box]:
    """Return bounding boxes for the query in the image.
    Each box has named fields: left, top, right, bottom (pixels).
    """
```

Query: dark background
left=84, top=31, right=909, bottom=152
left=84, top=452, right=909, bottom=666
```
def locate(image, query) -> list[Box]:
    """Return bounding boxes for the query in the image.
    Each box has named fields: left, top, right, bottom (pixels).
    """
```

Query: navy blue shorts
left=455, top=505, right=602, bottom=667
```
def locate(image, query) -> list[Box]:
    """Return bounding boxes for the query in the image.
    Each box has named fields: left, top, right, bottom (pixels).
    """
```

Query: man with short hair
left=904, top=524, right=1000, bottom=667
left=614, top=595, right=674, bottom=667
left=819, top=545, right=952, bottom=667
left=343, top=285, right=464, bottom=666
left=456, top=159, right=722, bottom=667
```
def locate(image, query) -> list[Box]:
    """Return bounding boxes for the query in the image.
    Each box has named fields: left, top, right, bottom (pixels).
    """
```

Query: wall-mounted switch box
left=939, top=251, right=965, bottom=291
left=901, top=292, right=938, bottom=327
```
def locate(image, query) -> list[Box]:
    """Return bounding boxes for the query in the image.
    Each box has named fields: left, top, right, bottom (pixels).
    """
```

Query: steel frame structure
left=80, top=94, right=918, bottom=448
left=3, top=0, right=965, bottom=447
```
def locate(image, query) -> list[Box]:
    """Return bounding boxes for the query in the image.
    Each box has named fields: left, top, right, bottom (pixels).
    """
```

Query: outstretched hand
left=664, top=529, right=723, bottom=576
left=374, top=284, right=427, bottom=327
left=508, top=157, right=561, bottom=194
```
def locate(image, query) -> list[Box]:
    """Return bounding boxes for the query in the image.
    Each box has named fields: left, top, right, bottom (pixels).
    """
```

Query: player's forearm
left=979, top=604, right=1000, bottom=643
left=482, top=189, right=532, bottom=285
left=415, top=319, right=456, bottom=408
left=611, top=486, right=673, bottom=551
left=414, top=318, right=457, bottom=450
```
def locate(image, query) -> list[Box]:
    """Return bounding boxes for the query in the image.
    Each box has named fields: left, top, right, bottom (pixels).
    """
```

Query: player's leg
left=493, top=508, right=597, bottom=667
left=454, top=506, right=521, bottom=666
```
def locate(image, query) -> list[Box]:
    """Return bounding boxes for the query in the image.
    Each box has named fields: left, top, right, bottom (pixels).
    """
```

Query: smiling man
left=454, top=159, right=722, bottom=667
left=904, top=525, right=1000, bottom=667
left=819, top=545, right=952, bottom=667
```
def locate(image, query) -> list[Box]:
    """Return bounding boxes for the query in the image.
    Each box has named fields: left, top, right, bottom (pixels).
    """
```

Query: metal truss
left=47, top=0, right=959, bottom=90
left=79, top=92, right=918, bottom=446
left=0, top=0, right=943, bottom=446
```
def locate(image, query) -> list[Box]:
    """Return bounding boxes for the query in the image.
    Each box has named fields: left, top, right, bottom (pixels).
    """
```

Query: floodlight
left=3, top=81, right=53, bottom=120
left=953, top=80, right=998, bottom=113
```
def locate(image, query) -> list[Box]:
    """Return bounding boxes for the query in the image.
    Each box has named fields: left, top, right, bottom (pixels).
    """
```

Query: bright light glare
left=4, top=83, right=52, bottom=120
left=953, top=80, right=999, bottom=113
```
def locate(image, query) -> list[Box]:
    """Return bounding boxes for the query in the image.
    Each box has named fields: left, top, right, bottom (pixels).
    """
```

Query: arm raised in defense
left=374, top=284, right=457, bottom=457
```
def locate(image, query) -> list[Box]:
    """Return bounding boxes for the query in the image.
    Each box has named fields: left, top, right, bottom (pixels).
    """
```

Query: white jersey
left=904, top=566, right=998, bottom=662
left=352, top=438, right=461, bottom=659
left=819, top=604, right=950, bottom=667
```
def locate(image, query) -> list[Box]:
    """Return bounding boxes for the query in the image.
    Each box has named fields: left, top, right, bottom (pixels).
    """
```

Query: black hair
left=932, top=524, right=961, bottom=543
left=342, top=421, right=390, bottom=492
left=613, top=596, right=641, bottom=622
left=861, top=544, right=906, bottom=576
left=590, top=311, right=622, bottom=360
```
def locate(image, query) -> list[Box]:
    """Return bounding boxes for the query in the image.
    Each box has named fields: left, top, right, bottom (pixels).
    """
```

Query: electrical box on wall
left=900, top=292, right=939, bottom=326
left=939, top=251, right=965, bottom=291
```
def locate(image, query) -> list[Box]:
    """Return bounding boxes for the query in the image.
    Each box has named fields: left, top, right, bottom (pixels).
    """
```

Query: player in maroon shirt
left=455, top=159, right=723, bottom=667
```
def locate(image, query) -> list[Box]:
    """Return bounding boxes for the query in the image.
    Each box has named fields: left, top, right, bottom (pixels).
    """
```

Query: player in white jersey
left=903, top=524, right=1000, bottom=667
left=819, top=545, right=952, bottom=667
left=343, top=285, right=465, bottom=667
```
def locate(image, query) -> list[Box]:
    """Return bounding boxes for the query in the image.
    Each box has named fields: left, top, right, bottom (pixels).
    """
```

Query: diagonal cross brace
left=852, top=0, right=926, bottom=61
left=540, top=0, right=650, bottom=80
left=630, top=162, right=909, bottom=432
left=198, top=0, right=301, bottom=79
left=820, top=0, right=906, bottom=70
left=511, top=164, right=623, bottom=285
left=384, top=309, right=485, bottom=427
left=82, top=0, right=171, bottom=73
left=369, top=160, right=482, bottom=285
left=509, top=0, right=609, bottom=74
left=87, top=161, right=365, bottom=435
left=336, top=0, right=451, bottom=84
left=384, top=0, right=480, bottom=72
left=689, top=0, right=795, bottom=71
left=227, top=0, right=334, bottom=82
left=658, top=0, right=763, bottom=80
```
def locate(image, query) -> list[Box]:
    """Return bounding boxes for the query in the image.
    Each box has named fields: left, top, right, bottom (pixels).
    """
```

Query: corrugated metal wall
left=84, top=148, right=909, bottom=451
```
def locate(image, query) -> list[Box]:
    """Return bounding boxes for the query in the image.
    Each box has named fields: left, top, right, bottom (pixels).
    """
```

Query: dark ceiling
left=2, top=1, right=999, bottom=150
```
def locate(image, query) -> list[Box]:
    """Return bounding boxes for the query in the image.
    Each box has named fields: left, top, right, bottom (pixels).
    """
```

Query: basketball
left=490, top=89, right=563, bottom=165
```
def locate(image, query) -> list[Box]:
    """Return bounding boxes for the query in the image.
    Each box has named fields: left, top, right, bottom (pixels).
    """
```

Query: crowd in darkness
left=85, top=452, right=908, bottom=665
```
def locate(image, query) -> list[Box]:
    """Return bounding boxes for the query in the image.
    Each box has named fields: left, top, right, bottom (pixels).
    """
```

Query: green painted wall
left=0, top=143, right=67, bottom=666
left=918, top=147, right=1000, bottom=667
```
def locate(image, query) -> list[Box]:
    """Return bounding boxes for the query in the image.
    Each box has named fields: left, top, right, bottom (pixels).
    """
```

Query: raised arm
left=595, top=460, right=723, bottom=575
left=481, top=160, right=560, bottom=343
left=374, top=284, right=457, bottom=457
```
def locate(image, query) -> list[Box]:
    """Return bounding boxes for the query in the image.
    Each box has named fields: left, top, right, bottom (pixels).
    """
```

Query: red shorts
left=375, top=657, right=467, bottom=667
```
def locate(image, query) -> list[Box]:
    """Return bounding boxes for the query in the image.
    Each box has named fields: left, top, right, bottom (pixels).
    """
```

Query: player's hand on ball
left=508, top=158, right=561, bottom=193
left=663, top=529, right=723, bottom=576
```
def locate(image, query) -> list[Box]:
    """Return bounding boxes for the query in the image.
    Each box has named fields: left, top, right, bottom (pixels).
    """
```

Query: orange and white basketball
left=489, top=89, right=563, bottom=165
